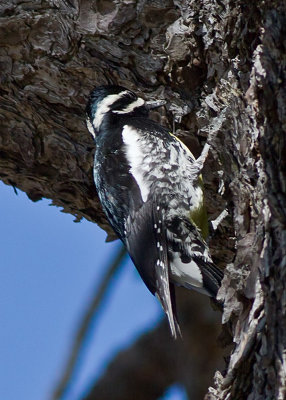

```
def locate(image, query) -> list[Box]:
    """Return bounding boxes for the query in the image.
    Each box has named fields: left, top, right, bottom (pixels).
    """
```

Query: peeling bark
left=1, top=0, right=285, bottom=399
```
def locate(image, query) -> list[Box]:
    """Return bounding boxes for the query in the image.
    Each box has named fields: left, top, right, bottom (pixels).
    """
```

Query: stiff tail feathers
left=153, top=200, right=182, bottom=339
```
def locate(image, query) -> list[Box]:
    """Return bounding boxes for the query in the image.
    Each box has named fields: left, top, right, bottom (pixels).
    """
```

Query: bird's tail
left=155, top=275, right=181, bottom=339
left=153, top=202, right=182, bottom=339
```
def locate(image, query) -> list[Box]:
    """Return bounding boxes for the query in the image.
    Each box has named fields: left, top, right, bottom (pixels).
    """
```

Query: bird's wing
left=192, top=255, right=224, bottom=296
left=166, top=217, right=223, bottom=297
left=125, top=195, right=181, bottom=339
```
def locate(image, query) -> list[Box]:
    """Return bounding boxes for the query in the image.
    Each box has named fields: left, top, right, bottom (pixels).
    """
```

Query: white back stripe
left=122, top=125, right=150, bottom=202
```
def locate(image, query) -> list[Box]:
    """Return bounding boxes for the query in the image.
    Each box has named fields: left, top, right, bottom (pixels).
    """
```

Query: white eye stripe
left=92, top=91, right=130, bottom=130
left=113, top=97, right=145, bottom=114
left=92, top=91, right=144, bottom=131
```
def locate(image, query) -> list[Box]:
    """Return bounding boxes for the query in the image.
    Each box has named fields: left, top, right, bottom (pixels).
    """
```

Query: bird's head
left=86, top=85, right=165, bottom=138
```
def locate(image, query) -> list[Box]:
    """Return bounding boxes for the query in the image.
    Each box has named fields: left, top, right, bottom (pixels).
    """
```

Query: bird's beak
left=145, top=99, right=166, bottom=110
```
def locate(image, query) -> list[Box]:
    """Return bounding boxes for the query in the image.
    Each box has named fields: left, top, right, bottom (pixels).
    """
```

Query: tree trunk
left=0, top=0, right=285, bottom=399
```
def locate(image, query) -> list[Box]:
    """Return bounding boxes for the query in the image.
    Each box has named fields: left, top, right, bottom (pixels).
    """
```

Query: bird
left=86, top=85, right=223, bottom=338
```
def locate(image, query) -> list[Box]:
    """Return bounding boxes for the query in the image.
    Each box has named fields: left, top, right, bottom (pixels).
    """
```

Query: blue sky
left=0, top=181, right=187, bottom=400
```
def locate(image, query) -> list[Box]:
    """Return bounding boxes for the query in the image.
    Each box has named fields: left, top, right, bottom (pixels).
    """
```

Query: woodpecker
left=86, top=85, right=223, bottom=338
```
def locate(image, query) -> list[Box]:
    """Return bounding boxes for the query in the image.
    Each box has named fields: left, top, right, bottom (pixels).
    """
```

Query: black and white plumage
left=86, top=85, right=223, bottom=338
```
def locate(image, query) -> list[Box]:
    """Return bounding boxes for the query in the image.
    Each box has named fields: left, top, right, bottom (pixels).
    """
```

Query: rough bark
left=0, top=0, right=285, bottom=399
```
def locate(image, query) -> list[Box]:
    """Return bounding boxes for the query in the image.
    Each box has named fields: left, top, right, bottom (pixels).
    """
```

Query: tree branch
left=53, top=245, right=127, bottom=400
left=82, top=291, right=225, bottom=400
